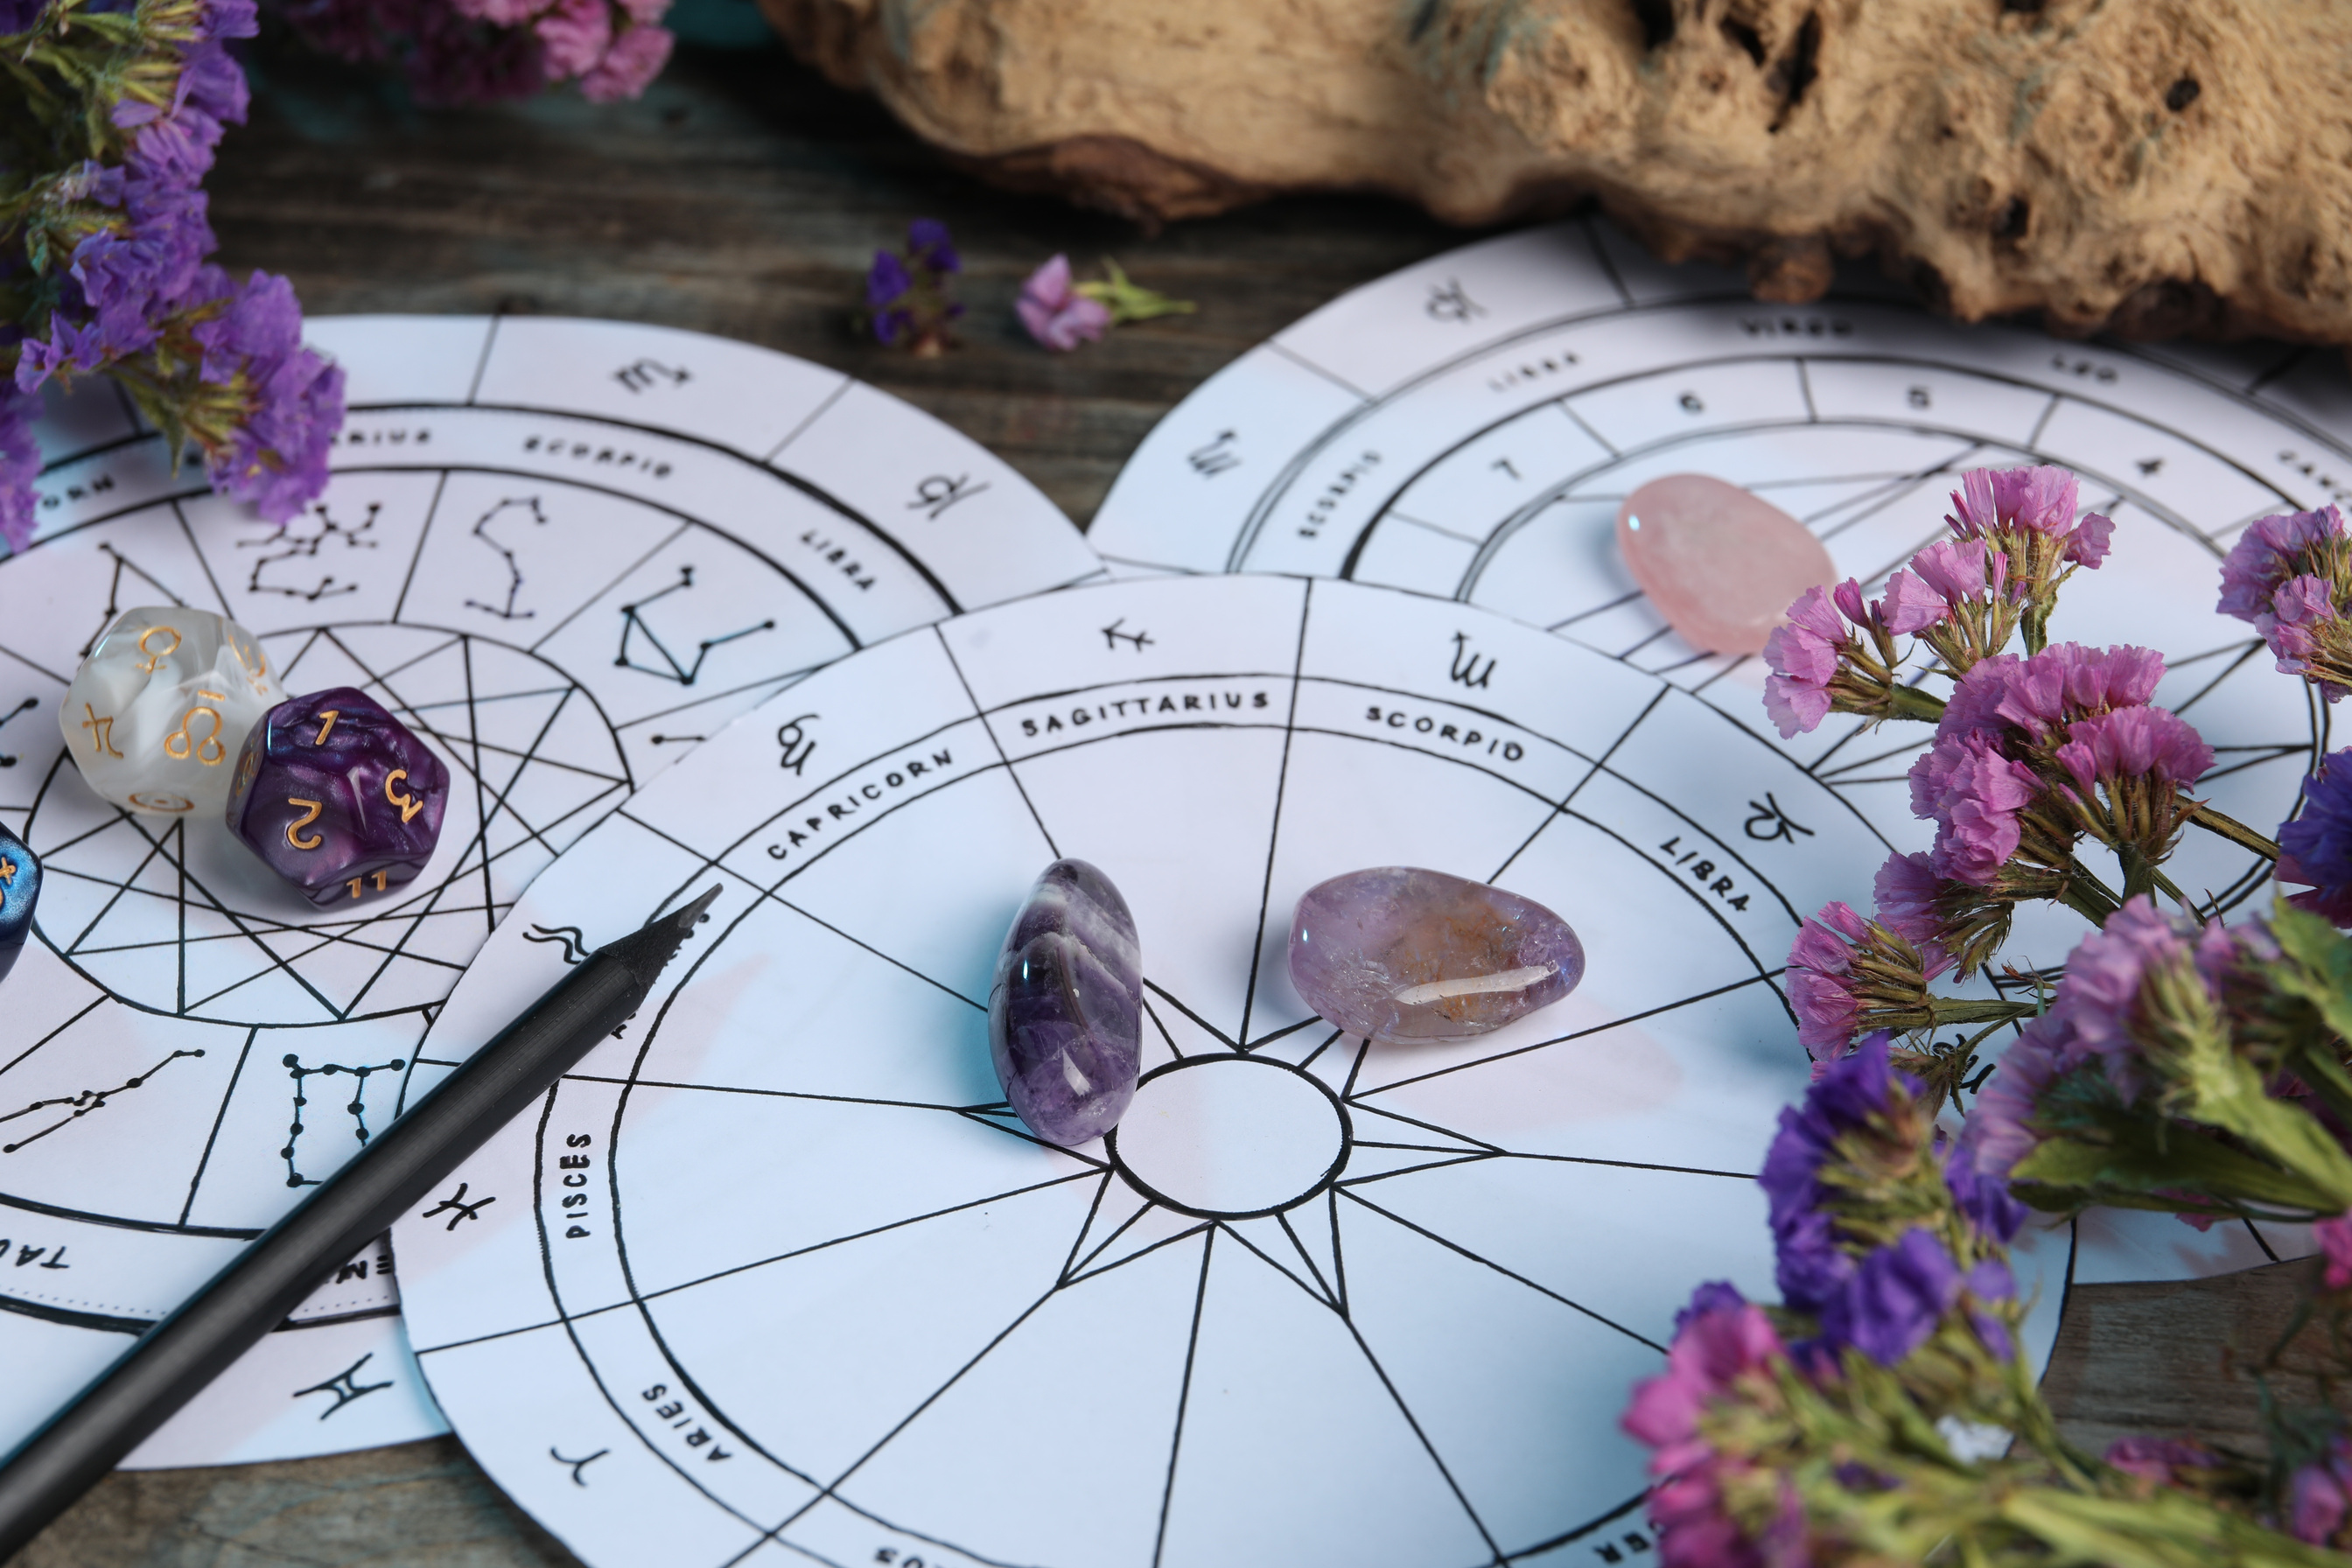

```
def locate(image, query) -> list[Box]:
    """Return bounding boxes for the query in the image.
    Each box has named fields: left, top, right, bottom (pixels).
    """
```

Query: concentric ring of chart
left=1089, top=220, right=2346, bottom=919
left=0, top=314, right=1101, bottom=1467
left=396, top=574, right=2068, bottom=1568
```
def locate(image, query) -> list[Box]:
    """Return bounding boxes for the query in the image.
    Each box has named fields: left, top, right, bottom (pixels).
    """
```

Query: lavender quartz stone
left=225, top=688, right=449, bottom=908
left=988, top=858, right=1142, bottom=1145
left=1290, top=866, right=1584, bottom=1044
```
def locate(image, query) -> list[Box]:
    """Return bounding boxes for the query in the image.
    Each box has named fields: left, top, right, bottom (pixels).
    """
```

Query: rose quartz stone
left=1616, top=475, right=1837, bottom=655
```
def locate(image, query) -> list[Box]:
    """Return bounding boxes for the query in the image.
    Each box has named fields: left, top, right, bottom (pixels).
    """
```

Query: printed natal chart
left=0, top=314, right=1102, bottom=1467
left=396, top=574, right=2067, bottom=1568
left=1091, top=218, right=2352, bottom=1284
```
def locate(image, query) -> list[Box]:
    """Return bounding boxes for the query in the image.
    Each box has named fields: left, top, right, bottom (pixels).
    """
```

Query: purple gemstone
left=988, top=858, right=1142, bottom=1146
left=1289, top=866, right=1584, bottom=1044
left=224, top=688, right=450, bottom=909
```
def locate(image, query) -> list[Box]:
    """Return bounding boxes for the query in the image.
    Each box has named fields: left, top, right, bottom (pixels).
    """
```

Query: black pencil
left=0, top=883, right=723, bottom=1560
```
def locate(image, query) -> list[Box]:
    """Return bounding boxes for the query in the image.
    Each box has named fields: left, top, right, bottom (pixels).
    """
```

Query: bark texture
left=756, top=0, right=2352, bottom=343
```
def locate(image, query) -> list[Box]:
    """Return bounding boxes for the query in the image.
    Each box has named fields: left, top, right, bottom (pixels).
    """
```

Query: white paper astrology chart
left=1092, top=219, right=2352, bottom=1285
left=395, top=576, right=2068, bottom=1568
left=0, top=315, right=1103, bottom=1468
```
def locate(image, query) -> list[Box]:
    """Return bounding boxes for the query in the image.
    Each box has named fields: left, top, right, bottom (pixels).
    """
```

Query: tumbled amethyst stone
left=225, top=688, right=449, bottom=909
left=988, top=858, right=1143, bottom=1146
left=1289, top=866, right=1583, bottom=1044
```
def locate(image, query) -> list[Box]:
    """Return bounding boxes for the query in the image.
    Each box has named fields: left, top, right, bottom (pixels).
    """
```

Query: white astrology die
left=59, top=606, right=284, bottom=816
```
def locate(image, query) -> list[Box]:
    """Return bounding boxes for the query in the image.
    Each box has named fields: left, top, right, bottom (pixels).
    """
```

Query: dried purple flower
left=2219, top=506, right=2352, bottom=701
left=1016, top=255, right=1113, bottom=353
left=2278, top=748, right=2352, bottom=926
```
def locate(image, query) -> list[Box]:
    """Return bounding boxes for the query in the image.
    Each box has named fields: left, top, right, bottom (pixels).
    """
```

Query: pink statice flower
left=578, top=19, right=672, bottom=101
left=451, top=0, right=554, bottom=22
left=2053, top=706, right=2214, bottom=795
left=1017, top=255, right=1113, bottom=352
left=2104, top=1436, right=2219, bottom=1488
left=1944, top=464, right=2112, bottom=565
left=1623, top=1282, right=1788, bottom=1568
left=1872, top=850, right=1947, bottom=953
left=1788, top=899, right=1953, bottom=1060
left=2220, top=507, right=2352, bottom=701
left=1874, top=568, right=1949, bottom=634
left=534, top=0, right=610, bottom=78
left=2047, top=898, right=2188, bottom=1100
left=1762, top=583, right=1848, bottom=738
left=1908, top=731, right=2040, bottom=885
left=2290, top=1436, right=2352, bottom=1548
left=1957, top=1013, right=2079, bottom=1180
left=1908, top=537, right=2007, bottom=610
left=2313, top=1214, right=2352, bottom=1292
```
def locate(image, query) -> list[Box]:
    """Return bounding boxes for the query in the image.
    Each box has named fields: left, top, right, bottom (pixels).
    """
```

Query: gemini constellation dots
left=394, top=576, right=2077, bottom=1568
left=0, top=312, right=1102, bottom=1472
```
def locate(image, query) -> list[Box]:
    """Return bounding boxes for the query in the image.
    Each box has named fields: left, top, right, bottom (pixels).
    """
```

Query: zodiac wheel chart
left=0, top=314, right=1102, bottom=1465
left=1090, top=220, right=2352, bottom=934
left=396, top=574, right=2077, bottom=1568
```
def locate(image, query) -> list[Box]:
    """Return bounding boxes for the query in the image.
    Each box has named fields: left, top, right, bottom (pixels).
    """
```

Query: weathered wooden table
left=12, top=28, right=2326, bottom=1565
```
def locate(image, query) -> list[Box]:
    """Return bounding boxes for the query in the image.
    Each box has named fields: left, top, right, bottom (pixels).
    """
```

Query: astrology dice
left=224, top=688, right=450, bottom=907
left=59, top=606, right=284, bottom=816
left=0, top=822, right=39, bottom=987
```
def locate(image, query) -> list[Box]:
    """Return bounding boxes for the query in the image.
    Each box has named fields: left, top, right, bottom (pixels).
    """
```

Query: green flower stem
left=1927, top=998, right=2040, bottom=1027
left=1074, top=260, right=1195, bottom=326
left=2188, top=801, right=2283, bottom=862
left=1886, top=683, right=1950, bottom=724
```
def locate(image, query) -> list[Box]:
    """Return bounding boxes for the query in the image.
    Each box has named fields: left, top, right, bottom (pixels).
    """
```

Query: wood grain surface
left=10, top=25, right=2335, bottom=1565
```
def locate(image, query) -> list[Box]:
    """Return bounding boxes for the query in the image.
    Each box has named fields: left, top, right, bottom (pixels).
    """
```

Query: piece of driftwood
left=759, top=0, right=2352, bottom=346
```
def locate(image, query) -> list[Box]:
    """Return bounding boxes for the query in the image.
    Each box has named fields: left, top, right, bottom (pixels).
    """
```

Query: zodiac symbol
left=551, top=1446, right=611, bottom=1486
left=164, top=691, right=228, bottom=765
left=383, top=769, right=424, bottom=823
left=420, top=1182, right=496, bottom=1229
left=79, top=703, right=122, bottom=760
left=127, top=792, right=193, bottom=813
left=134, top=625, right=180, bottom=673
left=292, top=1354, right=394, bottom=1419
left=522, top=925, right=590, bottom=964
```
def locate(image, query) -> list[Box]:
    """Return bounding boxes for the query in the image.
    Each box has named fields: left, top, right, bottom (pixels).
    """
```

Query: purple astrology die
left=225, top=688, right=450, bottom=908
left=988, top=858, right=1143, bottom=1146
left=1289, top=866, right=1584, bottom=1044
left=0, top=821, right=39, bottom=988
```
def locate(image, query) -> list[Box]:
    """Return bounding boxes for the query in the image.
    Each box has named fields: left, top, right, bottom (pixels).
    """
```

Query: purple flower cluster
left=1943, top=465, right=2113, bottom=568
left=2278, top=747, right=2352, bottom=925
left=8, top=0, right=344, bottom=534
left=1786, top=900, right=1951, bottom=1063
left=2220, top=506, right=2352, bottom=702
left=1762, top=1039, right=2020, bottom=1366
left=1908, top=642, right=2207, bottom=886
left=1764, top=466, right=2119, bottom=738
left=1960, top=899, right=2276, bottom=1178
left=865, top=220, right=964, bottom=353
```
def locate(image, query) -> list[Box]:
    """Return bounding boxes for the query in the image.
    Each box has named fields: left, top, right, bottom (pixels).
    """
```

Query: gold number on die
left=164, top=690, right=229, bottom=765
left=312, top=709, right=340, bottom=746
left=134, top=626, right=181, bottom=674
left=346, top=870, right=388, bottom=899
left=284, top=797, right=325, bottom=850
left=384, top=768, right=424, bottom=824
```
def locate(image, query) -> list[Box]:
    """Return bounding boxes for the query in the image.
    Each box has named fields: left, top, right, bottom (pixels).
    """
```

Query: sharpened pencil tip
left=604, top=885, right=723, bottom=987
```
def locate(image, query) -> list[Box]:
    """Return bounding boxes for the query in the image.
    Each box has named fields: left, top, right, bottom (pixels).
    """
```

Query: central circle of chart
left=1106, top=1054, right=1349, bottom=1219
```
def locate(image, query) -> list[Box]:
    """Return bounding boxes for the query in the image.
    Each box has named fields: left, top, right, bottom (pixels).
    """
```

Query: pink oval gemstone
left=1617, top=475, right=1837, bottom=655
